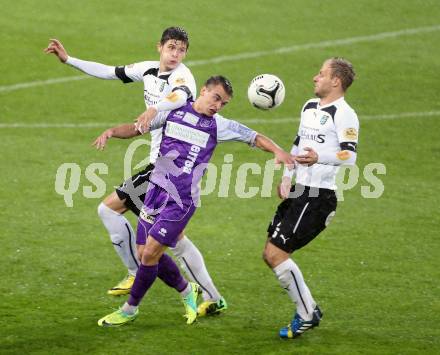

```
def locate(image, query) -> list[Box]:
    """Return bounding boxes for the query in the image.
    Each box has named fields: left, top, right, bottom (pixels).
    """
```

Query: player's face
left=197, top=84, right=231, bottom=116
left=158, top=40, right=187, bottom=71
left=313, top=61, right=338, bottom=98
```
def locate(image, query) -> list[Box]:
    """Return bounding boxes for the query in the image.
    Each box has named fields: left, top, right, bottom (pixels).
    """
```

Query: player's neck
left=159, top=64, right=172, bottom=73
left=319, top=92, right=344, bottom=106
left=192, top=101, right=203, bottom=115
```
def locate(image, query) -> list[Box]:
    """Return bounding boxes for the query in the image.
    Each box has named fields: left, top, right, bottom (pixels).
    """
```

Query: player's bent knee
left=102, top=192, right=128, bottom=214
left=141, top=245, right=164, bottom=265
left=263, top=242, right=288, bottom=268
left=262, top=248, right=275, bottom=267
left=137, top=245, right=145, bottom=261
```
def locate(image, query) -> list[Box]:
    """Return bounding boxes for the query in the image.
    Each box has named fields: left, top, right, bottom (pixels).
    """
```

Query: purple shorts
left=136, top=186, right=196, bottom=247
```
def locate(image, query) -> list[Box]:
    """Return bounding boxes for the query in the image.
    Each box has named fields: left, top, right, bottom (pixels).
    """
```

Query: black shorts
left=267, top=184, right=337, bottom=253
left=115, top=164, right=154, bottom=216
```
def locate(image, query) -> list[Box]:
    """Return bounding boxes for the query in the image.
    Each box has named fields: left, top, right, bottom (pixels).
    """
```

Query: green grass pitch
left=1, top=0, right=439, bottom=353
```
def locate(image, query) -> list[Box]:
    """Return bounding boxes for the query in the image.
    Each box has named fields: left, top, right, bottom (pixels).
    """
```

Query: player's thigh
left=269, top=194, right=336, bottom=253
left=290, top=193, right=337, bottom=250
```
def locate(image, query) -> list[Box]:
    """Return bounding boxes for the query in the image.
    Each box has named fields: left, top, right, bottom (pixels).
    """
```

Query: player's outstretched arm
left=254, top=134, right=295, bottom=166
left=44, top=38, right=116, bottom=79
left=92, top=124, right=140, bottom=150
left=44, top=39, right=68, bottom=62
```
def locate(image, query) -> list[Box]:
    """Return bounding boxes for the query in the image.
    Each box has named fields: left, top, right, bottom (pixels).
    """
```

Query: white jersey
left=294, top=97, right=359, bottom=190
left=115, top=61, right=197, bottom=164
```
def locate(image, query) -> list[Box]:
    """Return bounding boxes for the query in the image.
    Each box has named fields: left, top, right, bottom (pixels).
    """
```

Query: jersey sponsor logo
left=165, top=121, right=210, bottom=148
left=140, top=207, right=155, bottom=224
left=183, top=145, right=201, bottom=174
left=182, top=112, right=199, bottom=126
left=159, top=228, right=168, bottom=236
left=343, top=128, right=358, bottom=140
left=300, top=128, right=326, bottom=143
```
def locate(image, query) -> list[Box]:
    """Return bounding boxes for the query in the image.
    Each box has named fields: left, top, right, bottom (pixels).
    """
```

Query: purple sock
left=128, top=263, right=158, bottom=306
left=157, top=253, right=188, bottom=292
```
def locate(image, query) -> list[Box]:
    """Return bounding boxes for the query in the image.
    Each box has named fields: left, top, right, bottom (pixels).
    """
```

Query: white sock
left=97, top=202, right=139, bottom=276
left=179, top=282, right=192, bottom=297
left=122, top=302, right=138, bottom=315
left=170, top=235, right=221, bottom=302
left=273, top=259, right=316, bottom=320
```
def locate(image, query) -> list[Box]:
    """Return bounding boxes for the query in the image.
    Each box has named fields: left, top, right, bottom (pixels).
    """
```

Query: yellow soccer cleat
left=98, top=308, right=139, bottom=327
left=197, top=297, right=228, bottom=317
left=107, top=275, right=135, bottom=296
left=182, top=282, right=200, bottom=324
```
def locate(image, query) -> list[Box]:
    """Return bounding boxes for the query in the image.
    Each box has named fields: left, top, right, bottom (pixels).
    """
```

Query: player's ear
left=200, top=86, right=207, bottom=96
left=156, top=42, right=162, bottom=53
left=332, top=76, right=341, bottom=88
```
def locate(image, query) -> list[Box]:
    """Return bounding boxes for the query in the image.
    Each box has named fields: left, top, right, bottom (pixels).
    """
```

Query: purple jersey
left=137, top=101, right=257, bottom=246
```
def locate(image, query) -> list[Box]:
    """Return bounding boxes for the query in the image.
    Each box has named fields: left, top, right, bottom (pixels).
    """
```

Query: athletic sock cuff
left=273, top=258, right=295, bottom=277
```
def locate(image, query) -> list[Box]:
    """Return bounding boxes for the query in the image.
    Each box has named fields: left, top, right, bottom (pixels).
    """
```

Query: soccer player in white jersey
left=263, top=57, right=359, bottom=339
left=44, top=27, right=227, bottom=315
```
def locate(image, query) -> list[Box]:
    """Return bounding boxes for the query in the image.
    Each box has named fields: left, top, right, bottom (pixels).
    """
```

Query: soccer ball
left=247, top=74, right=285, bottom=110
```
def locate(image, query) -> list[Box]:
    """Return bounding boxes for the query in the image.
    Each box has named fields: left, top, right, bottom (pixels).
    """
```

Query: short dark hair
left=160, top=27, right=189, bottom=49
left=328, top=57, right=355, bottom=91
left=204, top=75, right=234, bottom=97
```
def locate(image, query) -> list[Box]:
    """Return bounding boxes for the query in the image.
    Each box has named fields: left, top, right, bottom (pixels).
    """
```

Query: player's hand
left=44, top=39, right=68, bottom=63
left=92, top=129, right=113, bottom=150
left=135, top=107, right=158, bottom=134
left=274, top=149, right=295, bottom=169
left=295, top=147, right=318, bottom=166
left=277, top=176, right=292, bottom=200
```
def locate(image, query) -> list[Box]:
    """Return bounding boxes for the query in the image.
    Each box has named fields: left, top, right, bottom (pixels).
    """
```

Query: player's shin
left=127, top=263, right=159, bottom=306
left=170, top=235, right=222, bottom=301
left=273, top=259, right=316, bottom=320
left=97, top=202, right=139, bottom=275
left=157, top=253, right=189, bottom=292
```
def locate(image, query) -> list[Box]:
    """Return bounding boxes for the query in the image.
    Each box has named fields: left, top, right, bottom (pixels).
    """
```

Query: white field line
left=1, top=111, right=438, bottom=128
left=1, top=25, right=439, bottom=93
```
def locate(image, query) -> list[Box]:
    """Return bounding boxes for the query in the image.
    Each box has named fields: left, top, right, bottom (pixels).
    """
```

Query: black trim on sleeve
left=172, top=85, right=193, bottom=99
left=115, top=66, right=133, bottom=84
left=302, top=101, right=318, bottom=112
left=340, top=141, right=357, bottom=152
left=293, top=135, right=300, bottom=146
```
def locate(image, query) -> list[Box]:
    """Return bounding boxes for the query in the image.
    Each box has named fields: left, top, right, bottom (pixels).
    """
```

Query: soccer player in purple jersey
left=93, top=76, right=295, bottom=327
left=45, top=28, right=228, bottom=315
